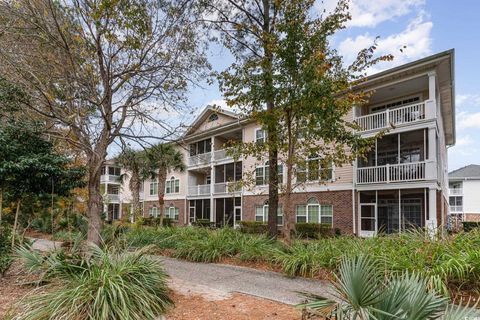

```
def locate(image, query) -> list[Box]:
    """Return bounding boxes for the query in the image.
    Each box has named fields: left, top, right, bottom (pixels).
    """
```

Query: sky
left=184, top=0, right=480, bottom=172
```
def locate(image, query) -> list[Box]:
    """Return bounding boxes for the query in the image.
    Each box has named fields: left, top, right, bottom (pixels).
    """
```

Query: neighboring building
left=448, top=165, right=480, bottom=222
left=103, top=50, right=455, bottom=237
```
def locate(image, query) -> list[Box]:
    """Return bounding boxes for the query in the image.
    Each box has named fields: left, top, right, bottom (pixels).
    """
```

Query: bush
left=15, top=244, right=173, bottom=319
left=295, top=223, right=335, bottom=239
left=192, top=219, right=215, bottom=228
left=52, top=230, right=82, bottom=241
left=463, top=221, right=480, bottom=232
left=238, top=221, right=268, bottom=234
left=0, top=225, right=13, bottom=276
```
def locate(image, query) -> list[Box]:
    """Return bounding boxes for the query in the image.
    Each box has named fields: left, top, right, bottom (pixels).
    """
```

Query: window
left=255, top=161, right=283, bottom=186
left=165, top=206, right=179, bottom=220
left=149, top=207, right=159, bottom=217
left=208, top=113, right=219, bottom=122
left=108, top=203, right=120, bottom=220
left=108, top=166, right=121, bottom=176
left=165, top=177, right=180, bottom=194
left=295, top=198, right=333, bottom=226
left=255, top=129, right=266, bottom=144
left=297, top=156, right=333, bottom=182
left=371, top=96, right=420, bottom=113
left=101, top=166, right=106, bottom=175
left=189, top=139, right=212, bottom=156
left=149, top=182, right=158, bottom=195
left=255, top=201, right=283, bottom=226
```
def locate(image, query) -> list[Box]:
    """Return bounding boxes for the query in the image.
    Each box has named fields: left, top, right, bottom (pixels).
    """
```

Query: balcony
left=188, top=184, right=211, bottom=196
left=355, top=102, right=427, bottom=132
left=188, top=152, right=212, bottom=167
left=450, top=205, right=463, bottom=212
left=213, top=149, right=233, bottom=162
left=449, top=188, right=463, bottom=195
left=100, top=174, right=121, bottom=183
left=357, top=161, right=430, bottom=184
left=213, top=181, right=242, bottom=194
left=104, top=194, right=120, bottom=202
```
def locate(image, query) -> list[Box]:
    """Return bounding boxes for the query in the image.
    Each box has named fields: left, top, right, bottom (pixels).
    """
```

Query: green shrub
left=0, top=225, right=13, bottom=276
left=15, top=244, right=173, bottom=320
left=192, top=219, right=215, bottom=228
left=238, top=221, right=268, bottom=234
left=463, top=221, right=480, bottom=232
left=295, top=223, right=334, bottom=239
left=52, top=230, right=82, bottom=242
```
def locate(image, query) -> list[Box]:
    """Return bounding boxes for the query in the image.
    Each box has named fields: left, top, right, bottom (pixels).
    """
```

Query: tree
left=204, top=0, right=282, bottom=237
left=205, top=0, right=390, bottom=239
left=117, top=148, right=149, bottom=221
left=146, top=144, right=185, bottom=226
left=0, top=121, right=85, bottom=247
left=0, top=0, right=208, bottom=244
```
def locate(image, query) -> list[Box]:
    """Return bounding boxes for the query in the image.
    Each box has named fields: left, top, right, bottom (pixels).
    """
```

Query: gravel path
left=158, top=256, right=336, bottom=305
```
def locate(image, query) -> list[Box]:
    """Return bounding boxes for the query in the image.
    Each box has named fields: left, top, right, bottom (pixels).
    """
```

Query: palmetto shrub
left=14, top=242, right=172, bottom=320
left=300, top=255, right=478, bottom=320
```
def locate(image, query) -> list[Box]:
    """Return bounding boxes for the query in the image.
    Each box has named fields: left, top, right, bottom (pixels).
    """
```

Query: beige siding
left=192, top=113, right=236, bottom=135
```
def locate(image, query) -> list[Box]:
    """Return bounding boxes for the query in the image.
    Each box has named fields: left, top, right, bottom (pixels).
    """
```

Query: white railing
left=213, top=181, right=242, bottom=194
left=450, top=205, right=463, bottom=212
left=104, top=194, right=120, bottom=202
left=449, top=188, right=463, bottom=195
left=139, top=191, right=144, bottom=200
left=213, top=149, right=233, bottom=162
left=188, top=184, right=211, bottom=196
left=357, top=161, right=426, bottom=184
left=188, top=152, right=212, bottom=166
left=355, top=102, right=426, bottom=132
left=100, top=175, right=121, bottom=183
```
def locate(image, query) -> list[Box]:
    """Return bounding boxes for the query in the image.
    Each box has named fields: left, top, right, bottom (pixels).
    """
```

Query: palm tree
left=117, top=148, right=148, bottom=221
left=299, top=255, right=477, bottom=320
left=147, top=144, right=185, bottom=226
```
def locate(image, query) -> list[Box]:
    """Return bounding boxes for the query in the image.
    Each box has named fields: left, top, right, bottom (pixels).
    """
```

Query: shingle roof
left=449, top=165, right=480, bottom=179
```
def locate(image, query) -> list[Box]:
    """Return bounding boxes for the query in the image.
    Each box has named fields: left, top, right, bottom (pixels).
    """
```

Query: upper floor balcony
left=100, top=174, right=121, bottom=183
left=188, top=184, right=211, bottom=196
left=357, top=161, right=436, bottom=184
left=354, top=101, right=434, bottom=133
left=449, top=188, right=463, bottom=195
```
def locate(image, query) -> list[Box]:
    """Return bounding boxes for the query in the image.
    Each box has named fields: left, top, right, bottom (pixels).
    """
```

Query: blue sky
left=185, top=0, right=479, bottom=171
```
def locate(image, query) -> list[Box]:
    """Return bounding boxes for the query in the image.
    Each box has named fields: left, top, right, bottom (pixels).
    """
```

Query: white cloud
left=456, top=94, right=480, bottom=108
left=319, top=0, right=425, bottom=28
left=338, top=12, right=433, bottom=73
left=457, top=111, right=480, bottom=130
left=455, top=135, right=474, bottom=147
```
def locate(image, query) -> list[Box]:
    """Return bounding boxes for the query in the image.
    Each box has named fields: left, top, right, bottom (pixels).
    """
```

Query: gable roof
left=449, top=165, right=480, bottom=179
left=184, top=105, right=239, bottom=136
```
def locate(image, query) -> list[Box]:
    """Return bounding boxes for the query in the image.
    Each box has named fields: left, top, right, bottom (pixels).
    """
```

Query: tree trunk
left=283, top=160, right=295, bottom=244
left=262, top=0, right=278, bottom=238
left=11, top=198, right=21, bottom=248
left=86, top=160, right=103, bottom=246
left=129, top=168, right=141, bottom=222
left=157, top=167, right=167, bottom=227
left=0, top=188, right=3, bottom=226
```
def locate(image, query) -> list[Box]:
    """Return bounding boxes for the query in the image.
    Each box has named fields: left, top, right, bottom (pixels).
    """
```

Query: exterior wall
left=242, top=190, right=354, bottom=235
left=465, top=214, right=480, bottom=222
left=193, top=113, right=236, bottom=134
left=143, top=199, right=187, bottom=226
left=463, top=180, right=480, bottom=214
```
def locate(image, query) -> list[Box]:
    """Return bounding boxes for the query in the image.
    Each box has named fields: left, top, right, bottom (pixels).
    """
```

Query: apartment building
left=448, top=165, right=480, bottom=222
left=101, top=50, right=455, bottom=237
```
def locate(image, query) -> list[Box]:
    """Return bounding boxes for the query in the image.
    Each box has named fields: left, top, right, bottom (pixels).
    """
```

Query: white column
left=425, top=71, right=437, bottom=119
left=426, top=188, right=437, bottom=236
left=426, top=128, right=437, bottom=180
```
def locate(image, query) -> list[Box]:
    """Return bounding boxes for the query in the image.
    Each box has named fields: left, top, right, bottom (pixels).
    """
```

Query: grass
left=121, top=225, right=480, bottom=297
left=14, top=241, right=173, bottom=320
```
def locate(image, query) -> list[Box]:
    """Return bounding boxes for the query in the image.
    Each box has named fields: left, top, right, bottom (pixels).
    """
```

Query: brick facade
left=242, top=190, right=354, bottom=235
left=465, top=214, right=480, bottom=222
left=143, top=199, right=187, bottom=226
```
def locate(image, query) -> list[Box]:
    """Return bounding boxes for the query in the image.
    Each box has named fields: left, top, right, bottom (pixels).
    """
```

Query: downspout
left=352, top=159, right=357, bottom=235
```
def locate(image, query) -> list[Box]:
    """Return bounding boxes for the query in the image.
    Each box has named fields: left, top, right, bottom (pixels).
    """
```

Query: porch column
left=210, top=164, right=215, bottom=223
left=426, top=127, right=437, bottom=180
left=426, top=188, right=437, bottom=235
left=425, top=71, right=437, bottom=119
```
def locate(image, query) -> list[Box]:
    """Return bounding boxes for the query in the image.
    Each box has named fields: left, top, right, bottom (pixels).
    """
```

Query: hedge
left=463, top=221, right=480, bottom=232
left=294, top=223, right=338, bottom=239
left=238, top=221, right=268, bottom=234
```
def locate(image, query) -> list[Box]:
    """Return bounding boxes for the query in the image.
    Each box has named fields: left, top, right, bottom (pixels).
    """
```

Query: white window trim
left=165, top=206, right=179, bottom=220
left=255, top=162, right=284, bottom=186
left=297, top=157, right=335, bottom=183
left=255, top=204, right=283, bottom=226
left=295, top=202, right=333, bottom=226
left=165, top=177, right=180, bottom=194
left=369, top=94, right=423, bottom=114
left=255, top=128, right=266, bottom=144
left=149, top=207, right=159, bottom=218
left=149, top=182, right=158, bottom=196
